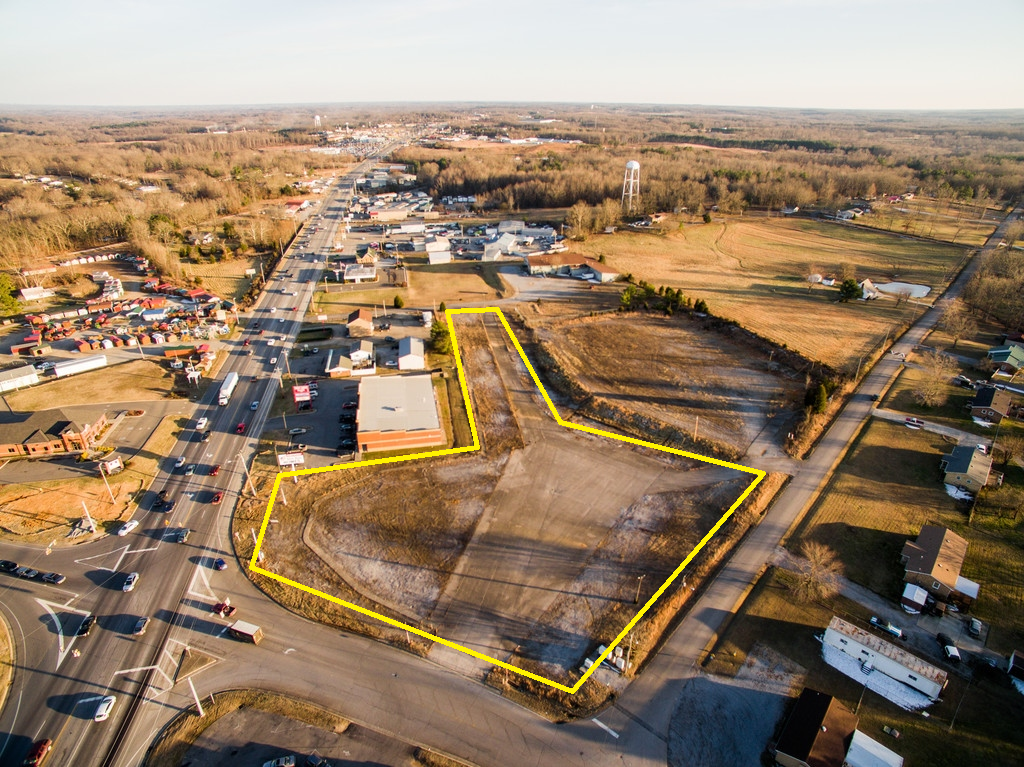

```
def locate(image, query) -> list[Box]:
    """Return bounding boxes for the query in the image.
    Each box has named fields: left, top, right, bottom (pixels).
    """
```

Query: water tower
left=622, top=160, right=640, bottom=213
left=314, top=114, right=322, bottom=130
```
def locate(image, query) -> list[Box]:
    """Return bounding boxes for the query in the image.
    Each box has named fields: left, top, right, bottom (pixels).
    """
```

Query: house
left=986, top=343, right=1024, bottom=375
left=940, top=444, right=993, bottom=490
left=969, top=386, right=1013, bottom=423
left=346, top=309, right=374, bottom=337
left=773, top=688, right=903, bottom=767
left=343, top=264, right=377, bottom=284
left=774, top=688, right=858, bottom=767
left=859, top=278, right=881, bottom=300
left=900, top=525, right=979, bottom=607
left=1009, top=650, right=1024, bottom=682
left=836, top=210, right=856, bottom=221
left=823, top=616, right=947, bottom=700
left=349, top=339, right=374, bottom=368
left=398, top=336, right=425, bottom=370
left=0, top=407, right=108, bottom=458
left=324, top=349, right=353, bottom=378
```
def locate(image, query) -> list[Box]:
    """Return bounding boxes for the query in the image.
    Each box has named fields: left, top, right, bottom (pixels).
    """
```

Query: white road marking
left=284, top=648, right=295, bottom=654
left=188, top=564, right=218, bottom=600
left=35, top=598, right=89, bottom=669
left=73, top=544, right=158, bottom=572
left=592, top=718, right=619, bottom=739
left=114, top=663, right=174, bottom=688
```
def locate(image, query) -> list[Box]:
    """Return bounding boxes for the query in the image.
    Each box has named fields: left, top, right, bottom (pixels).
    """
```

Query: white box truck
left=218, top=371, right=239, bottom=406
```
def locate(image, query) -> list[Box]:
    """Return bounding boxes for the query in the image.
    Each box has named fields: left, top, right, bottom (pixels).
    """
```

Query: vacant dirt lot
left=573, top=217, right=966, bottom=369
left=536, top=312, right=805, bottom=456
left=249, top=312, right=756, bottom=685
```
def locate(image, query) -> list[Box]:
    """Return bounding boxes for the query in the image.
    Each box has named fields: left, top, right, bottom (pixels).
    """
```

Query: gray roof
left=0, top=365, right=39, bottom=384
left=357, top=374, right=439, bottom=434
left=398, top=336, right=424, bottom=358
left=940, top=446, right=992, bottom=487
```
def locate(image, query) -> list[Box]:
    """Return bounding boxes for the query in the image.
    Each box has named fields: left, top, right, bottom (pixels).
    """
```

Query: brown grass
left=185, top=253, right=269, bottom=302
left=144, top=689, right=349, bottom=767
left=540, top=312, right=804, bottom=455
left=413, top=747, right=479, bottom=767
left=5, top=358, right=178, bottom=410
left=855, top=197, right=998, bottom=247
left=573, top=217, right=965, bottom=369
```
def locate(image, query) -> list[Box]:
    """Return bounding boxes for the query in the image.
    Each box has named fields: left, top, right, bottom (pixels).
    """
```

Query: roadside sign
left=244, top=268, right=256, bottom=276
left=292, top=384, right=311, bottom=403
left=278, top=452, right=305, bottom=467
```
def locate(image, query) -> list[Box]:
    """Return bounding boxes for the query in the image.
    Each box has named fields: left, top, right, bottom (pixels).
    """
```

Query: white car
left=270, top=307, right=277, bottom=313
left=123, top=572, right=139, bottom=592
left=174, top=456, right=186, bottom=468
left=250, top=400, right=260, bottom=411
left=270, top=357, right=278, bottom=364
left=117, top=520, right=139, bottom=537
left=94, top=695, right=117, bottom=722
left=195, top=417, right=208, bottom=431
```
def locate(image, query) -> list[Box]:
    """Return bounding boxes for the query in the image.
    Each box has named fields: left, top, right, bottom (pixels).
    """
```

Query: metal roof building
left=356, top=374, right=443, bottom=453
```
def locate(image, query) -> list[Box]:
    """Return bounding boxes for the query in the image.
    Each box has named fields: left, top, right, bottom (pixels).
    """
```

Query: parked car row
left=1, top=560, right=66, bottom=585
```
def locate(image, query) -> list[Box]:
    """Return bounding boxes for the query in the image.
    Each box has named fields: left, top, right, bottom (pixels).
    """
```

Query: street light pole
left=236, top=450, right=258, bottom=497
left=98, top=463, right=116, bottom=504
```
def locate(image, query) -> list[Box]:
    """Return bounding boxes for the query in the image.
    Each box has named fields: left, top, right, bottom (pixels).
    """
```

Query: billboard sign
left=292, top=384, right=311, bottom=403
left=278, top=452, right=305, bottom=467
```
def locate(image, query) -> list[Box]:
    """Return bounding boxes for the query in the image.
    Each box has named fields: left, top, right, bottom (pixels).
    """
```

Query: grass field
left=706, top=568, right=1024, bottom=767
left=855, top=198, right=998, bottom=247
left=184, top=253, right=268, bottom=303
left=143, top=689, right=350, bottom=767
left=792, top=419, right=1024, bottom=652
left=5, top=358, right=177, bottom=410
left=573, top=217, right=966, bottom=370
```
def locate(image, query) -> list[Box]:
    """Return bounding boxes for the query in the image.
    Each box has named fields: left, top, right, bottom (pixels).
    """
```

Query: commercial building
left=0, top=365, right=40, bottom=393
left=356, top=374, right=443, bottom=453
left=524, top=253, right=620, bottom=282
left=0, top=407, right=108, bottom=457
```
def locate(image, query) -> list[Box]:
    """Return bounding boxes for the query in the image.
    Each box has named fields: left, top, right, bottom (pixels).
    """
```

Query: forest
left=0, top=109, right=357, bottom=275
left=398, top=106, right=1024, bottom=217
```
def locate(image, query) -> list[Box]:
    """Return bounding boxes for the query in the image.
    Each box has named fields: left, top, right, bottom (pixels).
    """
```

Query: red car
left=242, top=339, right=250, bottom=347
left=213, top=602, right=237, bottom=618
left=236, top=423, right=246, bottom=434
left=209, top=464, right=220, bottom=476
left=211, top=492, right=224, bottom=505
left=22, top=738, right=52, bottom=766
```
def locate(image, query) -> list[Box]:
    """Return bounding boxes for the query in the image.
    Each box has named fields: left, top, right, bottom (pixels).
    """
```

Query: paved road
left=0, top=156, right=381, bottom=766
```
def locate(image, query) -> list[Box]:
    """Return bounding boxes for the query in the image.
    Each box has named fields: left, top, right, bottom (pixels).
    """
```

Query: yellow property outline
left=250, top=307, right=766, bottom=694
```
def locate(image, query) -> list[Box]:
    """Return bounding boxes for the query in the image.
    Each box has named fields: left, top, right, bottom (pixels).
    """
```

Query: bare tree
left=565, top=201, right=592, bottom=240
left=939, top=299, right=978, bottom=348
left=792, top=541, right=844, bottom=603
left=913, top=350, right=959, bottom=407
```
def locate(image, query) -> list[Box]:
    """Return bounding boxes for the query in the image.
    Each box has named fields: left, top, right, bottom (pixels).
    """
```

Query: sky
left=1, top=0, right=1022, bottom=110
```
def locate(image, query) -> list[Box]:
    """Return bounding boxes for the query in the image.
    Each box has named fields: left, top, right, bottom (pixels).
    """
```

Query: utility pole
left=693, top=416, right=699, bottom=443
left=237, top=451, right=258, bottom=497
left=634, top=574, right=645, bottom=605
left=98, top=463, right=116, bottom=504
left=80, top=500, right=96, bottom=534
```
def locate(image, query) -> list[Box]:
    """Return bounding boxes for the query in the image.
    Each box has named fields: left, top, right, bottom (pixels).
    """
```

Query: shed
left=347, top=309, right=374, bottom=337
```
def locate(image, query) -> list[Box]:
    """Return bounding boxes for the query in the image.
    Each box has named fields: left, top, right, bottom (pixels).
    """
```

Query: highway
left=0, top=152, right=382, bottom=766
